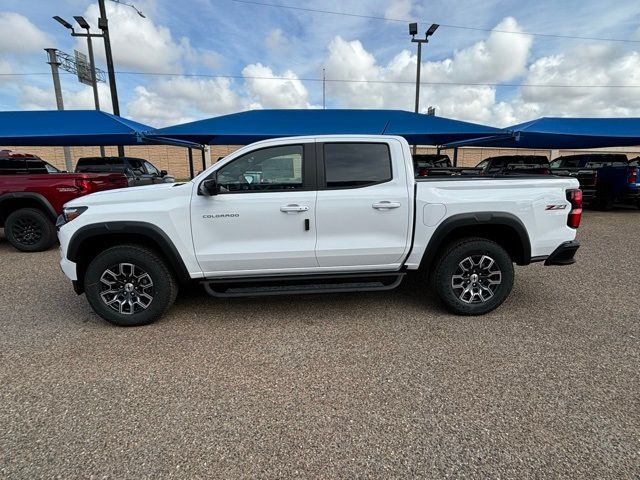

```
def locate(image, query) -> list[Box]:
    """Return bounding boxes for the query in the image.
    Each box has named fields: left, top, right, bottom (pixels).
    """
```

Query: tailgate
left=552, top=168, right=597, bottom=189
left=85, top=173, right=129, bottom=191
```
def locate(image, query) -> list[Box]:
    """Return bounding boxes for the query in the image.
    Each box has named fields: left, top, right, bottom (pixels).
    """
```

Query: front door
left=314, top=141, right=411, bottom=269
left=191, top=143, right=318, bottom=277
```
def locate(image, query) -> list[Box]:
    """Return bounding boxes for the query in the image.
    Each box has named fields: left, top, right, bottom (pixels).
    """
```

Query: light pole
left=409, top=22, right=439, bottom=154
left=54, top=15, right=106, bottom=157
left=54, top=1, right=145, bottom=157
left=98, top=0, right=145, bottom=156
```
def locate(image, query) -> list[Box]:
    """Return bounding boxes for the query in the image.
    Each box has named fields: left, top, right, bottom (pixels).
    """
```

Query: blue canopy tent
left=148, top=109, right=504, bottom=146
left=444, top=117, right=640, bottom=150
left=0, top=110, right=158, bottom=146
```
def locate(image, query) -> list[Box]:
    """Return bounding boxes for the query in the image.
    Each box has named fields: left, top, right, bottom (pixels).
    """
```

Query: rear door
left=314, top=139, right=412, bottom=269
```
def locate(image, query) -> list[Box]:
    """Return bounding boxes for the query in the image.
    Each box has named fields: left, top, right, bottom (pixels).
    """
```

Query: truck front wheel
left=84, top=245, right=178, bottom=327
left=432, top=237, right=514, bottom=315
left=5, top=208, right=57, bottom=252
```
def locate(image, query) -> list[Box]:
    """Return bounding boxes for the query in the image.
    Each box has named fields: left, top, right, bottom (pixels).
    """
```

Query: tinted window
left=217, top=145, right=304, bottom=193
left=0, top=158, right=27, bottom=175
left=26, top=157, right=48, bottom=174
left=324, top=143, right=391, bottom=188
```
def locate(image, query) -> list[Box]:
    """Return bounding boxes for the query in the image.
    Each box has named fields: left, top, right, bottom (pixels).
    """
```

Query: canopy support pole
left=201, top=148, right=206, bottom=172
left=188, top=148, right=194, bottom=179
left=453, top=147, right=459, bottom=167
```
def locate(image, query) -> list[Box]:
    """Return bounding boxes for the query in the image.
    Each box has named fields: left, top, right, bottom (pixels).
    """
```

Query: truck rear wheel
left=5, top=208, right=57, bottom=252
left=84, top=245, right=178, bottom=327
left=432, top=237, right=514, bottom=316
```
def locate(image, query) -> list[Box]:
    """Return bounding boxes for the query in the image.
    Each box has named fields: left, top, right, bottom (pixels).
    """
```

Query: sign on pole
left=74, top=50, right=93, bottom=86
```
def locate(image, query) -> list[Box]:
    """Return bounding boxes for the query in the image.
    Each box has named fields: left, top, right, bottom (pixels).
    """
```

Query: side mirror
left=160, top=170, right=168, bottom=177
left=199, top=177, right=218, bottom=196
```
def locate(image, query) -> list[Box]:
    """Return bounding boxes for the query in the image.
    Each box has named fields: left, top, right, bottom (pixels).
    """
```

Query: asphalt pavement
left=1, top=209, right=638, bottom=479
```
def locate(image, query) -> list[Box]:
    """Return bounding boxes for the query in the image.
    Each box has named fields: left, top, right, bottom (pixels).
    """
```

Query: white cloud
left=80, top=3, right=221, bottom=73
left=126, top=77, right=242, bottom=126
left=242, top=63, right=314, bottom=109
left=384, top=0, right=413, bottom=20
left=18, top=83, right=113, bottom=112
left=0, top=12, right=50, bottom=54
left=517, top=44, right=640, bottom=117
left=265, top=28, right=290, bottom=51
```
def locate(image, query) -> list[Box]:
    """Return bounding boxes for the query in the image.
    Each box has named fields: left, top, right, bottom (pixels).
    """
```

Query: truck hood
left=65, top=182, right=192, bottom=207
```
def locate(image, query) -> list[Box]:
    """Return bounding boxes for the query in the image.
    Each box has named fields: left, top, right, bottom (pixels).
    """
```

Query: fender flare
left=0, top=192, right=58, bottom=221
left=419, top=212, right=532, bottom=268
left=67, top=221, right=192, bottom=283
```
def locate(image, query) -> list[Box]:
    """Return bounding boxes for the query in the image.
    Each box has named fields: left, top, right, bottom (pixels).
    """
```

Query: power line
left=3, top=70, right=640, bottom=88
left=228, top=0, right=640, bottom=44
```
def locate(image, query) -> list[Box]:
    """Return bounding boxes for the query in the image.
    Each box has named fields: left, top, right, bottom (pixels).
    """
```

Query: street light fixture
left=53, top=14, right=107, bottom=156
left=108, top=0, right=146, bottom=18
left=53, top=16, right=73, bottom=30
left=410, top=22, right=439, bottom=154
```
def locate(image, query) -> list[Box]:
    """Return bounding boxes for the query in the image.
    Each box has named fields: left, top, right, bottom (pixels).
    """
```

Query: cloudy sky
left=1, top=0, right=640, bottom=127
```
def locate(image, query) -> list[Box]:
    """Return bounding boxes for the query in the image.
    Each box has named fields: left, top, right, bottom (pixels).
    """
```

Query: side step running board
left=202, top=272, right=405, bottom=298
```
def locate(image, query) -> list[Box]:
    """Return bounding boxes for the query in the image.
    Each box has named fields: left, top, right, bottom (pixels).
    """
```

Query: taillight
left=629, top=166, right=638, bottom=184
left=566, top=189, right=582, bottom=229
left=418, top=168, right=429, bottom=177
left=75, top=178, right=93, bottom=196
left=541, top=168, right=551, bottom=175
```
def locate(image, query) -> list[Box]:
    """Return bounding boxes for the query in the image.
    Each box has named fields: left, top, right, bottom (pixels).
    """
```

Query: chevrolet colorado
left=57, top=135, right=582, bottom=326
left=0, top=150, right=129, bottom=252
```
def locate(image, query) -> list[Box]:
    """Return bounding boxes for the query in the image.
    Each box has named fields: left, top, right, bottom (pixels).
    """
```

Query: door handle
left=372, top=201, right=401, bottom=210
left=280, top=204, right=309, bottom=213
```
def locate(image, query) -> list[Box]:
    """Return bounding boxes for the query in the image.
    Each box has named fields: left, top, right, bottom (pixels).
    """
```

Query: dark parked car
left=475, top=155, right=551, bottom=175
left=75, top=156, right=174, bottom=186
left=550, top=154, right=639, bottom=209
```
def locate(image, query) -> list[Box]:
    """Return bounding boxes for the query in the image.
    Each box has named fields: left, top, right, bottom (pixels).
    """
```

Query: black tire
left=432, top=237, right=514, bottom=316
left=84, top=245, right=178, bottom=327
left=5, top=208, right=57, bottom=252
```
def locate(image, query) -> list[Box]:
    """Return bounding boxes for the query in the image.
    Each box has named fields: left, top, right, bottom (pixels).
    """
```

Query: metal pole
left=323, top=68, right=326, bottom=110
left=45, top=48, right=73, bottom=172
left=412, top=42, right=422, bottom=155
left=188, top=148, right=194, bottom=179
left=453, top=147, right=459, bottom=167
left=98, top=0, right=124, bottom=156
left=201, top=148, right=206, bottom=172
left=85, top=33, right=106, bottom=157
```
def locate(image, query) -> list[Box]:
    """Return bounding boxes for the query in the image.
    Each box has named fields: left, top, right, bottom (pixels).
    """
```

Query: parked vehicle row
left=57, top=135, right=582, bottom=326
left=413, top=152, right=639, bottom=210
left=0, top=150, right=174, bottom=251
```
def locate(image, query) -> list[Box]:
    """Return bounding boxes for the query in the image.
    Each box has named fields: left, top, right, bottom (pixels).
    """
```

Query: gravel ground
left=0, top=210, right=638, bottom=479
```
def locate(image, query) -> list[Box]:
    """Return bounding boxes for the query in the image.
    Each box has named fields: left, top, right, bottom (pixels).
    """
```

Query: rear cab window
left=322, top=143, right=392, bottom=189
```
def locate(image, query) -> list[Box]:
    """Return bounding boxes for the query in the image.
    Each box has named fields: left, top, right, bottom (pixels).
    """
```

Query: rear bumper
left=622, top=186, right=639, bottom=203
left=545, top=240, right=580, bottom=266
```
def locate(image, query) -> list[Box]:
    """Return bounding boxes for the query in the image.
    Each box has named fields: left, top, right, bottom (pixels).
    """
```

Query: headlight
left=63, top=206, right=88, bottom=222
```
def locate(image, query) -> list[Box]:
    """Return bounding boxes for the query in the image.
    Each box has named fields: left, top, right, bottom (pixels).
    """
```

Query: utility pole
left=45, top=49, right=73, bottom=172
left=322, top=68, right=326, bottom=110
left=409, top=22, right=439, bottom=155
left=98, top=0, right=124, bottom=156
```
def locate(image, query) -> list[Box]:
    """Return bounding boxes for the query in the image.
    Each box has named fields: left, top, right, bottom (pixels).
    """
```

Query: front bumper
left=545, top=240, right=580, bottom=266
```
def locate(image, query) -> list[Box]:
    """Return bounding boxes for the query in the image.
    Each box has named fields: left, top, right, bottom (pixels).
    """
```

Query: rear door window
left=0, top=158, right=27, bottom=175
left=26, top=157, right=48, bottom=174
left=323, top=143, right=392, bottom=189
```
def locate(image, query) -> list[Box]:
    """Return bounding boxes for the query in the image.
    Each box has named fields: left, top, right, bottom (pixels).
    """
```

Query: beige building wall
left=3, top=143, right=640, bottom=178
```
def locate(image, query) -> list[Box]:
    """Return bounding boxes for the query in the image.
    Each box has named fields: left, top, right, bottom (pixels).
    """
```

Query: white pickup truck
left=57, top=135, right=582, bottom=326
